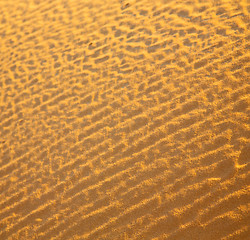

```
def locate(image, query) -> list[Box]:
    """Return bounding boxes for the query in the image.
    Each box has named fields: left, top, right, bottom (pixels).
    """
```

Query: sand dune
left=0, top=0, right=249, bottom=239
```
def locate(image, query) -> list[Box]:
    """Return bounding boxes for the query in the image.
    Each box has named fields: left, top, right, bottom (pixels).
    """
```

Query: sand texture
left=0, top=0, right=250, bottom=239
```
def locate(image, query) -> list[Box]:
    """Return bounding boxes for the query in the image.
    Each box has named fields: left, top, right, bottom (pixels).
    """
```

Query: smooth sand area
left=0, top=0, right=249, bottom=239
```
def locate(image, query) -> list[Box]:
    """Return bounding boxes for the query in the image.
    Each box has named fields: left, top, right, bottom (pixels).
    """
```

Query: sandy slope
left=0, top=0, right=249, bottom=239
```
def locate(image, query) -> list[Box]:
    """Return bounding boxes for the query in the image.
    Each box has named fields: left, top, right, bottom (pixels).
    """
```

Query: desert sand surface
left=0, top=0, right=249, bottom=239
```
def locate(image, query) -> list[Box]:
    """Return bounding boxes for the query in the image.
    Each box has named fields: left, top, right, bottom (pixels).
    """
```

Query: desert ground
left=0, top=0, right=249, bottom=239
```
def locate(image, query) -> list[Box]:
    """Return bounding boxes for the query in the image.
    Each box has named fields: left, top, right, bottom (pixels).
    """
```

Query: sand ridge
left=0, top=0, right=249, bottom=239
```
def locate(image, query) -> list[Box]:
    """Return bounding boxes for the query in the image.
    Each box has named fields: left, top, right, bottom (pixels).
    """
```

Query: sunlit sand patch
left=0, top=0, right=249, bottom=239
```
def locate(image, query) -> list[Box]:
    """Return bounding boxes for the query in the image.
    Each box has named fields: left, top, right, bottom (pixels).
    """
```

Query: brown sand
left=0, top=0, right=249, bottom=239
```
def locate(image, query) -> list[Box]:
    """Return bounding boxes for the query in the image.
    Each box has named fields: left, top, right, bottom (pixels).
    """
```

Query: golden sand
left=0, top=0, right=249, bottom=239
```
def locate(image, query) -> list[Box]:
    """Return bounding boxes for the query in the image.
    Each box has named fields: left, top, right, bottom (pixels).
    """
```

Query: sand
left=0, top=0, right=249, bottom=239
